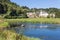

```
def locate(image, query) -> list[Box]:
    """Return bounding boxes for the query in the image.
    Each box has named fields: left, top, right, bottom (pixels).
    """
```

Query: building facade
left=26, top=10, right=55, bottom=18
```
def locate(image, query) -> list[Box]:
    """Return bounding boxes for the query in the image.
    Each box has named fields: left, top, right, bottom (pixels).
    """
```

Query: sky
left=10, top=0, right=60, bottom=8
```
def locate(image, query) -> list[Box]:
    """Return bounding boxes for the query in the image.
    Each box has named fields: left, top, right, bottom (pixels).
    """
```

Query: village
left=27, top=10, right=55, bottom=18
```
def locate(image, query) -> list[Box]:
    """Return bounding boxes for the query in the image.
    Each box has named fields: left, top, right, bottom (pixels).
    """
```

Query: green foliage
left=0, top=0, right=29, bottom=19
left=0, top=30, right=40, bottom=40
left=31, top=8, right=60, bottom=18
left=5, top=18, right=60, bottom=24
left=0, top=0, right=10, bottom=2
left=0, top=3, right=7, bottom=14
left=0, top=0, right=60, bottom=18
left=55, top=11, right=60, bottom=18
left=0, top=20, right=9, bottom=28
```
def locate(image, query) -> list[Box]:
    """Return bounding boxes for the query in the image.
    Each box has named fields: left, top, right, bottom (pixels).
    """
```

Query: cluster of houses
left=26, top=10, right=55, bottom=18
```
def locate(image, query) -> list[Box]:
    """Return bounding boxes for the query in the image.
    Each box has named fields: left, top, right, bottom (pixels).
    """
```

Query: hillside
left=0, top=0, right=60, bottom=19
left=0, top=0, right=29, bottom=19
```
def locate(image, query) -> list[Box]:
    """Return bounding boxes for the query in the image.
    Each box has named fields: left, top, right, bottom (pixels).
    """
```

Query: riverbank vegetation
left=5, top=18, right=60, bottom=24
left=0, top=18, right=60, bottom=28
left=0, top=30, right=40, bottom=40
left=0, top=19, right=8, bottom=28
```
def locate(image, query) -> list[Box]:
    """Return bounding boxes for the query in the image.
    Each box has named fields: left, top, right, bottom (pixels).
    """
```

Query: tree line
left=0, top=0, right=60, bottom=19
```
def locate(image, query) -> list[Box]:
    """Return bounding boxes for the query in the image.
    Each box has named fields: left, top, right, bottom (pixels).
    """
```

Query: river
left=10, top=23, right=60, bottom=40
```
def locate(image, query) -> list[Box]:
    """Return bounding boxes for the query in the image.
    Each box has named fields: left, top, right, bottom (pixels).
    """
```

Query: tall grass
left=0, top=20, right=9, bottom=28
left=0, top=18, right=60, bottom=28
left=0, top=30, right=40, bottom=40
left=5, top=18, right=60, bottom=24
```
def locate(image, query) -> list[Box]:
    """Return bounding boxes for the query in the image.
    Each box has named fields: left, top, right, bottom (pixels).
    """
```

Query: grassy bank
left=0, top=18, right=60, bottom=28
left=0, top=19, right=41, bottom=40
left=0, top=18, right=60, bottom=40
left=0, top=20, right=9, bottom=28
left=5, top=18, right=60, bottom=24
left=0, top=30, right=40, bottom=40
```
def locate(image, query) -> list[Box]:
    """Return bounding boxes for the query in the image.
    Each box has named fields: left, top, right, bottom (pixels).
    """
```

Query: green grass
left=21, top=36, right=40, bottom=40
left=0, top=18, right=60, bottom=28
left=0, top=19, right=9, bottom=28
left=0, top=22, right=9, bottom=27
left=0, top=30, right=41, bottom=40
left=5, top=18, right=60, bottom=24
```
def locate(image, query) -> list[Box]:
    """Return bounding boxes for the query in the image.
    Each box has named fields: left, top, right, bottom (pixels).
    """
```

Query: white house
left=50, top=13, right=55, bottom=18
left=39, top=10, right=49, bottom=17
left=26, top=10, right=55, bottom=18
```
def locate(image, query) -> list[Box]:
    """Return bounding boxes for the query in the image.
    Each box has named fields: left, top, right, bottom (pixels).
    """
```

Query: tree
left=21, top=6, right=29, bottom=9
left=0, top=3, right=7, bottom=14
left=0, top=0, right=10, bottom=2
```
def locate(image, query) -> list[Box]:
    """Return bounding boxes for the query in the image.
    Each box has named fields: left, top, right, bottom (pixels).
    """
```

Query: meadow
left=0, top=18, right=60, bottom=28
left=5, top=18, right=60, bottom=24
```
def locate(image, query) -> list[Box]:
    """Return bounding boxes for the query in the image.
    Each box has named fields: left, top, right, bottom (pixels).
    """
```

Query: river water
left=10, top=23, right=60, bottom=40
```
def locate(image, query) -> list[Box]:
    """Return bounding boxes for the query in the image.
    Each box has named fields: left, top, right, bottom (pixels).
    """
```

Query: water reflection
left=23, top=23, right=60, bottom=40
left=9, top=23, right=60, bottom=40
left=25, top=23, right=48, bottom=29
left=25, top=23, right=60, bottom=30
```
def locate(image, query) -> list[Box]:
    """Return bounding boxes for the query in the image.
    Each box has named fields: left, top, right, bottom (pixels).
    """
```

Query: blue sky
left=11, top=0, right=60, bottom=8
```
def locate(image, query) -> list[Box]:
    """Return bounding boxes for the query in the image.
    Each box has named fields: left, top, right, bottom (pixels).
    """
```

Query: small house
left=27, top=12, right=37, bottom=18
left=39, top=10, right=48, bottom=17
left=26, top=10, right=55, bottom=18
